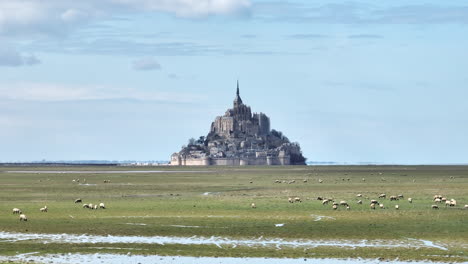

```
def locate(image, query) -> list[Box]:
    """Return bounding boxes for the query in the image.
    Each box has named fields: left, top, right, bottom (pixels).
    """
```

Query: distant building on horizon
left=170, top=81, right=306, bottom=166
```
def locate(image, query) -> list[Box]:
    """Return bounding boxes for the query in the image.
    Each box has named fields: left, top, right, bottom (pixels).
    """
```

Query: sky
left=1, top=0, right=468, bottom=164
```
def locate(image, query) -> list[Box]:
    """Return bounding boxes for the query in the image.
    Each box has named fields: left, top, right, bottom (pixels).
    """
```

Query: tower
left=233, top=80, right=243, bottom=108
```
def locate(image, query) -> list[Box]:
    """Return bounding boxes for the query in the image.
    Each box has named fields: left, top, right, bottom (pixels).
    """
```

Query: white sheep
left=432, top=204, right=439, bottom=209
left=19, top=214, right=27, bottom=221
left=434, top=198, right=442, bottom=203
left=12, top=208, right=22, bottom=214
left=318, top=179, right=323, bottom=183
left=379, top=194, right=386, bottom=199
left=445, top=200, right=451, bottom=207
left=379, top=204, right=385, bottom=209
left=93, top=204, right=98, bottom=210
left=322, top=199, right=329, bottom=205
left=288, top=197, right=294, bottom=203
left=449, top=199, right=457, bottom=207
left=370, top=203, right=376, bottom=210
left=464, top=204, right=468, bottom=209
left=88, top=203, right=94, bottom=209
left=357, top=200, right=362, bottom=204
left=294, top=197, right=302, bottom=203
left=332, top=204, right=337, bottom=210
left=356, top=194, right=362, bottom=197
left=83, top=204, right=90, bottom=208
left=346, top=205, right=350, bottom=210
left=40, top=206, right=48, bottom=212
left=251, top=203, right=256, bottom=209
left=339, top=200, right=348, bottom=206
left=99, top=203, right=105, bottom=209
left=408, top=198, right=412, bottom=203
left=395, top=205, right=399, bottom=210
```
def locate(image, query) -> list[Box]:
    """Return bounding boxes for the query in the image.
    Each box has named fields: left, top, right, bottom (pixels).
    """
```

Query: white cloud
left=0, top=0, right=251, bottom=36
left=132, top=57, right=162, bottom=71
left=0, top=48, right=41, bottom=66
left=0, top=82, right=204, bottom=103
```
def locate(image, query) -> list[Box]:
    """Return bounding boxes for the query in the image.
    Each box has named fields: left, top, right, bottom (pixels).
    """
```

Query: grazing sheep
left=316, top=197, right=323, bottom=201
left=395, top=205, right=399, bottom=210
left=93, top=204, right=98, bottom=210
left=370, top=203, right=376, bottom=210
left=288, top=197, right=294, bottom=203
left=433, top=195, right=442, bottom=200
left=275, top=180, right=281, bottom=183
left=389, top=196, right=399, bottom=201
left=332, top=204, right=338, bottom=210
left=19, top=214, right=27, bottom=221
left=398, top=194, right=404, bottom=199
left=362, top=178, right=366, bottom=181
left=322, top=199, right=329, bottom=205
left=88, top=203, right=94, bottom=209
left=357, top=200, right=362, bottom=204
left=432, top=205, right=439, bottom=209
left=99, top=203, right=105, bottom=209
left=339, top=200, right=349, bottom=206
left=356, top=194, right=362, bottom=197
left=434, top=198, right=442, bottom=203
left=379, top=204, right=385, bottom=209
left=83, top=204, right=90, bottom=208
left=441, top=197, right=447, bottom=202
left=379, top=194, right=386, bottom=199
left=449, top=199, right=457, bottom=207
left=294, top=197, right=302, bottom=203
left=40, top=206, right=48, bottom=212
left=74, top=199, right=82, bottom=203
left=370, top=200, right=379, bottom=205
left=408, top=198, right=413, bottom=203
left=318, top=179, right=323, bottom=183
left=303, top=179, right=308, bottom=183
left=251, top=203, right=256, bottom=209
left=12, top=208, right=22, bottom=214
left=445, top=201, right=451, bottom=207
left=464, top=204, right=468, bottom=209
left=346, top=205, right=350, bottom=210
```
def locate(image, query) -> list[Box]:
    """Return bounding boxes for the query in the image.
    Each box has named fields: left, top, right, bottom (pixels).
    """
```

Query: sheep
left=251, top=203, right=256, bottom=209
left=19, top=214, right=27, bottom=221
left=103, top=180, right=111, bottom=183
left=408, top=198, right=412, bottom=203
left=449, top=199, right=457, bottom=207
left=12, top=208, right=22, bottom=214
left=40, top=206, right=48, bottom=212
left=362, top=178, right=366, bottom=181
left=389, top=196, right=398, bottom=201
left=445, top=201, right=451, bottom=207
left=332, top=202, right=339, bottom=206
left=99, top=203, right=105, bottom=209
left=433, top=195, right=442, bottom=200
left=379, top=204, right=385, bottom=209
left=275, top=180, right=281, bottom=183
left=83, top=204, right=90, bottom=208
left=316, top=197, right=323, bottom=201
left=294, top=197, right=302, bottom=203
left=434, top=198, right=442, bottom=203
left=88, top=203, right=94, bottom=209
left=74, top=199, right=82, bottom=203
left=303, top=179, right=308, bottom=183
left=370, top=200, right=379, bottom=205
left=346, top=205, right=350, bottom=210
left=395, top=205, right=399, bottom=210
left=339, top=200, right=349, bottom=206
left=464, top=205, right=468, bottom=209
left=356, top=194, right=362, bottom=198
left=441, top=197, right=447, bottom=202
left=370, top=203, right=376, bottom=210
left=288, top=180, right=295, bottom=184
left=93, top=204, right=98, bottom=210
left=357, top=200, right=362, bottom=204
left=379, top=194, right=386, bottom=199
left=432, top=205, right=439, bottom=209
left=398, top=194, right=404, bottom=199
left=318, top=179, right=323, bottom=183
left=288, top=197, right=294, bottom=203
left=332, top=204, right=338, bottom=210
left=322, top=199, right=329, bottom=205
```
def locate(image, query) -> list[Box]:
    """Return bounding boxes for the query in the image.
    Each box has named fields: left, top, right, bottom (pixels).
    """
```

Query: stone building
left=170, top=82, right=306, bottom=166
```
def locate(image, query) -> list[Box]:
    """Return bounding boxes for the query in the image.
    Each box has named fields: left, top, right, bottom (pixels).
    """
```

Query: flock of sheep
left=12, top=205, right=47, bottom=222
left=75, top=199, right=106, bottom=210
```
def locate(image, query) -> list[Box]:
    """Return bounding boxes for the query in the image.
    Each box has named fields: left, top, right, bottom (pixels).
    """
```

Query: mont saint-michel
left=171, top=82, right=306, bottom=166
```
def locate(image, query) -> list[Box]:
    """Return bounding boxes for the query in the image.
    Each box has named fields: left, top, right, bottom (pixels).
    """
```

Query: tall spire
left=233, top=80, right=243, bottom=108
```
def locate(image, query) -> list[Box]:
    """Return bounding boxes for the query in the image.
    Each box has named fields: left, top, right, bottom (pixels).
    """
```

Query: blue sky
left=1, top=0, right=467, bottom=164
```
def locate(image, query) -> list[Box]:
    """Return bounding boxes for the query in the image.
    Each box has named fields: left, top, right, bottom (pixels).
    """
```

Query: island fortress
left=170, top=82, right=306, bottom=166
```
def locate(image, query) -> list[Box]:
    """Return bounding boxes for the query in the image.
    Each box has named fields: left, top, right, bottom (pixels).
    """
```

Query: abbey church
left=170, top=82, right=306, bottom=166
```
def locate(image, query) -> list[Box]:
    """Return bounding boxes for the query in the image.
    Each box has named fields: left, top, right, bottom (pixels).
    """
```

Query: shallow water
left=0, top=253, right=452, bottom=264
left=0, top=232, right=448, bottom=250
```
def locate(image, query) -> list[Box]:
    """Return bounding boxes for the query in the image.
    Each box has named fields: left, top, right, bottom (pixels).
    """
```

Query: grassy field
left=0, top=165, right=467, bottom=262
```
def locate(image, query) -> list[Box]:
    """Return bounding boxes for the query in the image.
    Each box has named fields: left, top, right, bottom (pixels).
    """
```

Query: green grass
left=0, top=165, right=467, bottom=262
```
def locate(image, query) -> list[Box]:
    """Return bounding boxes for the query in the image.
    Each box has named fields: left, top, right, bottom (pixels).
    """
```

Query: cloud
left=0, top=82, right=204, bottom=103
left=288, top=34, right=329, bottom=39
left=254, top=2, right=468, bottom=25
left=0, top=0, right=251, bottom=36
left=348, top=34, right=383, bottom=39
left=0, top=48, right=41, bottom=67
left=132, top=57, right=162, bottom=71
